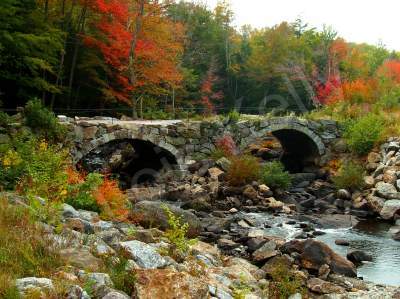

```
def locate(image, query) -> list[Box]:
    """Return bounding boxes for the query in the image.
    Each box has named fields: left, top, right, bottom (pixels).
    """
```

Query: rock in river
left=347, top=250, right=373, bottom=264
left=281, top=239, right=357, bottom=277
left=379, top=200, right=400, bottom=220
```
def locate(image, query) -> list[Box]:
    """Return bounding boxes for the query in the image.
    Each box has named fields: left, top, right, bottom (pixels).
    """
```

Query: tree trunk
left=68, top=4, right=87, bottom=107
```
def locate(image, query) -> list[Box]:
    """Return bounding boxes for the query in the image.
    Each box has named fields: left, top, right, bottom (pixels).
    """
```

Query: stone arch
left=239, top=120, right=326, bottom=172
left=74, top=129, right=184, bottom=169
left=263, top=121, right=326, bottom=156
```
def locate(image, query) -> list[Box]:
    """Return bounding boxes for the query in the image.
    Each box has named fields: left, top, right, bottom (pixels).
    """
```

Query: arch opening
left=78, top=138, right=178, bottom=189
left=271, top=129, right=321, bottom=172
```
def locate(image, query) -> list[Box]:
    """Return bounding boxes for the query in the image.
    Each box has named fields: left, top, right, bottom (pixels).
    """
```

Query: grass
left=0, top=197, right=63, bottom=298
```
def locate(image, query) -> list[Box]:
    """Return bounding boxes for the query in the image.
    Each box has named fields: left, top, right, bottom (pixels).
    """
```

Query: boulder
left=59, top=248, right=102, bottom=271
left=243, top=185, right=258, bottom=200
left=367, top=152, right=381, bottom=164
left=384, top=169, right=398, bottom=184
left=66, top=285, right=90, bottom=299
left=335, top=239, right=350, bottom=246
left=134, top=269, right=208, bottom=299
left=307, top=278, right=345, bottom=294
left=337, top=189, right=351, bottom=200
left=127, top=187, right=164, bottom=203
left=380, top=200, right=400, bottom=220
left=258, top=184, right=272, bottom=197
left=389, top=226, right=400, bottom=241
left=62, top=203, right=80, bottom=219
left=208, top=167, right=224, bottom=181
left=252, top=240, right=278, bottom=262
left=281, top=239, right=357, bottom=277
left=102, top=289, right=131, bottom=299
left=133, top=201, right=202, bottom=237
left=364, top=176, right=375, bottom=188
left=119, top=240, right=168, bottom=269
left=181, top=196, right=212, bottom=212
left=375, top=182, right=400, bottom=199
left=261, top=255, right=294, bottom=276
left=366, top=194, right=385, bottom=213
left=346, top=250, right=373, bottom=264
left=16, top=277, right=54, bottom=297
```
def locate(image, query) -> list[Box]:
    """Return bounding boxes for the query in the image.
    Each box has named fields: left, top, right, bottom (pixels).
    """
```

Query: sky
left=202, top=0, right=400, bottom=51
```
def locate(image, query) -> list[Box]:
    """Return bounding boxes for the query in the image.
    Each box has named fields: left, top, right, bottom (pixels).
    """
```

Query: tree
left=0, top=0, right=64, bottom=107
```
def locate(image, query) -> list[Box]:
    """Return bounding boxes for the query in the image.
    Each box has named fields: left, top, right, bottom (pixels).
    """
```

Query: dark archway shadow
left=271, top=129, right=320, bottom=173
left=78, top=138, right=178, bottom=188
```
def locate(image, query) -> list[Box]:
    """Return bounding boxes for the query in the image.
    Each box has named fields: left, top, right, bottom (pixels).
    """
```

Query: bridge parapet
left=62, top=116, right=340, bottom=169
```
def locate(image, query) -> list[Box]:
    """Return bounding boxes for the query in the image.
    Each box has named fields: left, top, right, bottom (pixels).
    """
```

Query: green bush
left=0, top=111, right=11, bottom=128
left=0, top=134, right=69, bottom=196
left=332, top=161, right=365, bottom=190
left=210, top=148, right=226, bottom=161
left=226, top=155, right=261, bottom=186
left=261, top=161, right=291, bottom=190
left=344, top=114, right=384, bottom=155
left=162, top=205, right=197, bottom=258
left=23, top=99, right=66, bottom=142
left=227, top=110, right=241, bottom=123
left=66, top=173, right=103, bottom=212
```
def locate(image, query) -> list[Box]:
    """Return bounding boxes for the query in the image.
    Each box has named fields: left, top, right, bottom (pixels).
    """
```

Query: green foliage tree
left=0, top=0, right=64, bottom=106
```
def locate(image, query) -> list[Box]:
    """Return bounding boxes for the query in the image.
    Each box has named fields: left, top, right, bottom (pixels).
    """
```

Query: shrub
left=66, top=173, right=103, bottom=212
left=93, top=177, right=129, bottom=221
left=268, top=261, right=306, bottom=299
left=344, top=114, right=384, bottom=155
left=67, top=173, right=129, bottom=220
left=23, top=99, right=66, bottom=142
left=260, top=161, right=291, bottom=190
left=19, top=140, right=69, bottom=200
left=332, top=161, right=365, bottom=190
left=210, top=148, right=226, bottom=161
left=227, top=110, right=241, bottom=123
left=162, top=205, right=197, bottom=258
left=0, top=197, right=62, bottom=297
left=226, top=155, right=260, bottom=186
left=0, top=111, right=11, bottom=128
left=104, top=257, right=136, bottom=295
left=215, top=134, right=237, bottom=157
left=0, top=134, right=69, bottom=197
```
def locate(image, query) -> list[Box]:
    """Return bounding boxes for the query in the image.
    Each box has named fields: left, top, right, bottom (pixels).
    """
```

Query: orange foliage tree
left=324, top=78, right=377, bottom=104
left=377, top=60, right=400, bottom=84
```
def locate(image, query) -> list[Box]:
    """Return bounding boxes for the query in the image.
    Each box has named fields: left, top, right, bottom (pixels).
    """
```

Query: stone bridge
left=63, top=116, right=340, bottom=173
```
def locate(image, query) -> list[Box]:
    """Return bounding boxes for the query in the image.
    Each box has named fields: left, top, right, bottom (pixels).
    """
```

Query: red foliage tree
left=200, top=63, right=223, bottom=115
left=315, top=75, right=341, bottom=105
left=83, top=0, right=133, bottom=103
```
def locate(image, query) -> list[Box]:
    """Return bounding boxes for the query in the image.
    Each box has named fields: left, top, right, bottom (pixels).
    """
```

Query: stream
left=245, top=213, right=400, bottom=286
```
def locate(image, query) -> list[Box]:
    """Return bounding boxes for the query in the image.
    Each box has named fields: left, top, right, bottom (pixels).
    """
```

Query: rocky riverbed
left=6, top=137, right=400, bottom=298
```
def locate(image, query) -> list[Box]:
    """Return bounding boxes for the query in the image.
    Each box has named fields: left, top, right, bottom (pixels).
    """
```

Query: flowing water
left=245, top=213, right=400, bottom=286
